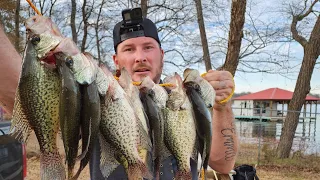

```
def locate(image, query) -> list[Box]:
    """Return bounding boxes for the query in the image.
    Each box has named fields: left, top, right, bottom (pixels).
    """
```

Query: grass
left=236, top=143, right=320, bottom=179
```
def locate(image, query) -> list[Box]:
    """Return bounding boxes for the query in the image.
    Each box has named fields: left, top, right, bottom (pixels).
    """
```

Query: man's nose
left=134, top=49, right=147, bottom=63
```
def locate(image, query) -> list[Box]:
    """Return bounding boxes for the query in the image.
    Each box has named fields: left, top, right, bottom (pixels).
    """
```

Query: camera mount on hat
left=120, top=8, right=145, bottom=42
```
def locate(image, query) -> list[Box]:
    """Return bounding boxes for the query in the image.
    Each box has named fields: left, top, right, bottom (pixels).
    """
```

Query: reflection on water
left=235, top=118, right=320, bottom=154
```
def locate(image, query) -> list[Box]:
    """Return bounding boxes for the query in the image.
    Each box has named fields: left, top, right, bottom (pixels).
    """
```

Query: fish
left=24, top=15, right=64, bottom=59
left=17, top=37, right=65, bottom=180
left=183, top=68, right=214, bottom=176
left=55, top=52, right=81, bottom=179
left=162, top=73, right=197, bottom=180
left=183, top=68, right=215, bottom=111
left=139, top=76, right=171, bottom=180
left=53, top=38, right=96, bottom=85
left=118, top=68, right=153, bottom=175
left=99, top=67, right=153, bottom=180
left=10, top=15, right=66, bottom=180
left=71, top=53, right=101, bottom=179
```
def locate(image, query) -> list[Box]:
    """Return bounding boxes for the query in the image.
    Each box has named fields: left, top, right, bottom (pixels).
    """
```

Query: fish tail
left=40, top=152, right=66, bottom=180
left=128, top=159, right=153, bottom=180
left=70, top=165, right=83, bottom=180
left=154, top=157, right=160, bottom=180
left=202, top=141, right=210, bottom=170
left=175, top=169, right=192, bottom=180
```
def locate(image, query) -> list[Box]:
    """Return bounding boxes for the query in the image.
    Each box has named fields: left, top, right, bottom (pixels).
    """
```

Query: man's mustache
left=133, top=65, right=152, bottom=72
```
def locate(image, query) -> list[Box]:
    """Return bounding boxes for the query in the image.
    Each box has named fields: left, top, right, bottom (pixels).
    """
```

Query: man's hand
left=202, top=69, right=234, bottom=110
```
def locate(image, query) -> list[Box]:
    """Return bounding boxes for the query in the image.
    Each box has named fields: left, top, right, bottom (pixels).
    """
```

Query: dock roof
left=234, top=88, right=320, bottom=101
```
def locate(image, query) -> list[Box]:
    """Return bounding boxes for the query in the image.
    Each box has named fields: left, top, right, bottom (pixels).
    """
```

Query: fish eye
left=65, top=57, right=74, bottom=67
left=195, top=84, right=201, bottom=91
left=148, top=90, right=155, bottom=98
left=31, top=36, right=40, bottom=45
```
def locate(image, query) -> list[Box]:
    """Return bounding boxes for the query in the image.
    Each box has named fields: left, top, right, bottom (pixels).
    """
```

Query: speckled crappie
left=139, top=76, right=171, bottom=180
left=10, top=15, right=66, bottom=180
left=183, top=68, right=214, bottom=174
left=99, top=68, right=153, bottom=180
left=16, top=38, right=64, bottom=179
left=71, top=53, right=101, bottom=180
left=118, top=68, right=153, bottom=174
left=53, top=38, right=96, bottom=85
left=162, top=73, right=197, bottom=180
left=55, top=52, right=81, bottom=179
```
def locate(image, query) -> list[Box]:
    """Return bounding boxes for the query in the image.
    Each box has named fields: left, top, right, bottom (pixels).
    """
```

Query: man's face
left=113, top=36, right=164, bottom=83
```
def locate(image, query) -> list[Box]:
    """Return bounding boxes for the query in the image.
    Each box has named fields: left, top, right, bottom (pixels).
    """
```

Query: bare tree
left=15, top=0, right=21, bottom=51
left=95, top=0, right=106, bottom=61
left=141, top=0, right=148, bottom=18
left=194, top=0, right=212, bottom=71
left=81, top=0, right=89, bottom=52
left=71, top=0, right=77, bottom=43
left=277, top=0, right=320, bottom=158
left=222, top=0, right=246, bottom=76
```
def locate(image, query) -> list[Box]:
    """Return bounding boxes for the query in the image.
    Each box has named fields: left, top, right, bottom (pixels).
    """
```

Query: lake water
left=235, top=116, right=320, bottom=155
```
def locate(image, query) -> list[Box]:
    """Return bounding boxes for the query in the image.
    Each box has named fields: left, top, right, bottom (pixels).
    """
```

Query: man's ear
left=112, top=54, right=119, bottom=69
left=160, top=48, right=164, bottom=63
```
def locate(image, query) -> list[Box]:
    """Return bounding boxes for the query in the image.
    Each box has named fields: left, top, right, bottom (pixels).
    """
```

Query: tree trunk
left=95, top=0, right=105, bottom=62
left=81, top=0, right=88, bottom=52
left=14, top=0, right=20, bottom=51
left=71, top=0, right=77, bottom=44
left=222, top=0, right=246, bottom=76
left=141, top=0, right=148, bottom=18
left=277, top=9, right=320, bottom=158
left=194, top=0, right=212, bottom=71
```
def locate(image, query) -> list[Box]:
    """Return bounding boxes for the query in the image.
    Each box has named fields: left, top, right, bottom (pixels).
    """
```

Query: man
left=89, top=8, right=238, bottom=180
left=0, top=8, right=238, bottom=179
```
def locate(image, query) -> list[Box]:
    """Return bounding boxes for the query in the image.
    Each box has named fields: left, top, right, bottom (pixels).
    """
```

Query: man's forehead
left=119, top=36, right=158, bottom=47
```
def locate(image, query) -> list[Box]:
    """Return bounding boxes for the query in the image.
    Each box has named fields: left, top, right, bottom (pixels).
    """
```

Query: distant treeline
left=233, top=92, right=251, bottom=98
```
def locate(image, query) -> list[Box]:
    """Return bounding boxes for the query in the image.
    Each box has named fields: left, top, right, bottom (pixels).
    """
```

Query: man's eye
left=145, top=46, right=153, bottom=50
left=124, top=48, right=132, bottom=52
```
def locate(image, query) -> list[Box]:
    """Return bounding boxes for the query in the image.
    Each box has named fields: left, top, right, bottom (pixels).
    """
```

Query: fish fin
left=127, top=160, right=153, bottom=180
left=119, top=67, right=132, bottom=90
left=76, top=118, right=91, bottom=161
left=9, top=90, right=32, bottom=143
left=108, top=81, right=122, bottom=101
left=99, top=133, right=120, bottom=178
left=40, top=152, right=66, bottom=180
left=175, top=169, right=192, bottom=180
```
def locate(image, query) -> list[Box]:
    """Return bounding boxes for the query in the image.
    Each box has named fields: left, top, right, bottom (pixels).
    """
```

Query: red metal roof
left=234, top=88, right=320, bottom=101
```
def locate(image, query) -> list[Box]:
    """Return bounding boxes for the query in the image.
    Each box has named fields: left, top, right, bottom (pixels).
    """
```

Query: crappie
left=163, top=73, right=197, bottom=180
left=55, top=52, right=81, bottom=179
left=18, top=38, right=65, bottom=180
left=25, top=15, right=64, bottom=59
left=53, top=38, right=96, bottom=84
left=118, top=68, right=153, bottom=175
left=72, top=53, right=101, bottom=179
left=99, top=68, right=153, bottom=180
left=183, top=68, right=214, bottom=174
left=139, top=76, right=171, bottom=180
left=10, top=15, right=64, bottom=143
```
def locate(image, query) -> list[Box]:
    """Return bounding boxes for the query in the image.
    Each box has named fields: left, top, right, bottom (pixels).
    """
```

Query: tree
left=15, top=0, right=21, bottom=51
left=277, top=0, right=320, bottom=158
left=194, top=0, right=212, bottom=71
left=141, top=0, right=148, bottom=18
left=222, top=0, right=246, bottom=76
left=71, top=0, right=77, bottom=43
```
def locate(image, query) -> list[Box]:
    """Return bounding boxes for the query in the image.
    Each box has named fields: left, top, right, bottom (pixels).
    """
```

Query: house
left=232, top=88, right=320, bottom=118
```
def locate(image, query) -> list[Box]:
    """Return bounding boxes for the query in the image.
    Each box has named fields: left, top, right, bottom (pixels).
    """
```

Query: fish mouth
left=39, top=53, right=57, bottom=69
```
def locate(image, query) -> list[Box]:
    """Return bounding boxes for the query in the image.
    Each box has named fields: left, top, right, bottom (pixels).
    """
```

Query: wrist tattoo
left=221, top=125, right=236, bottom=161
